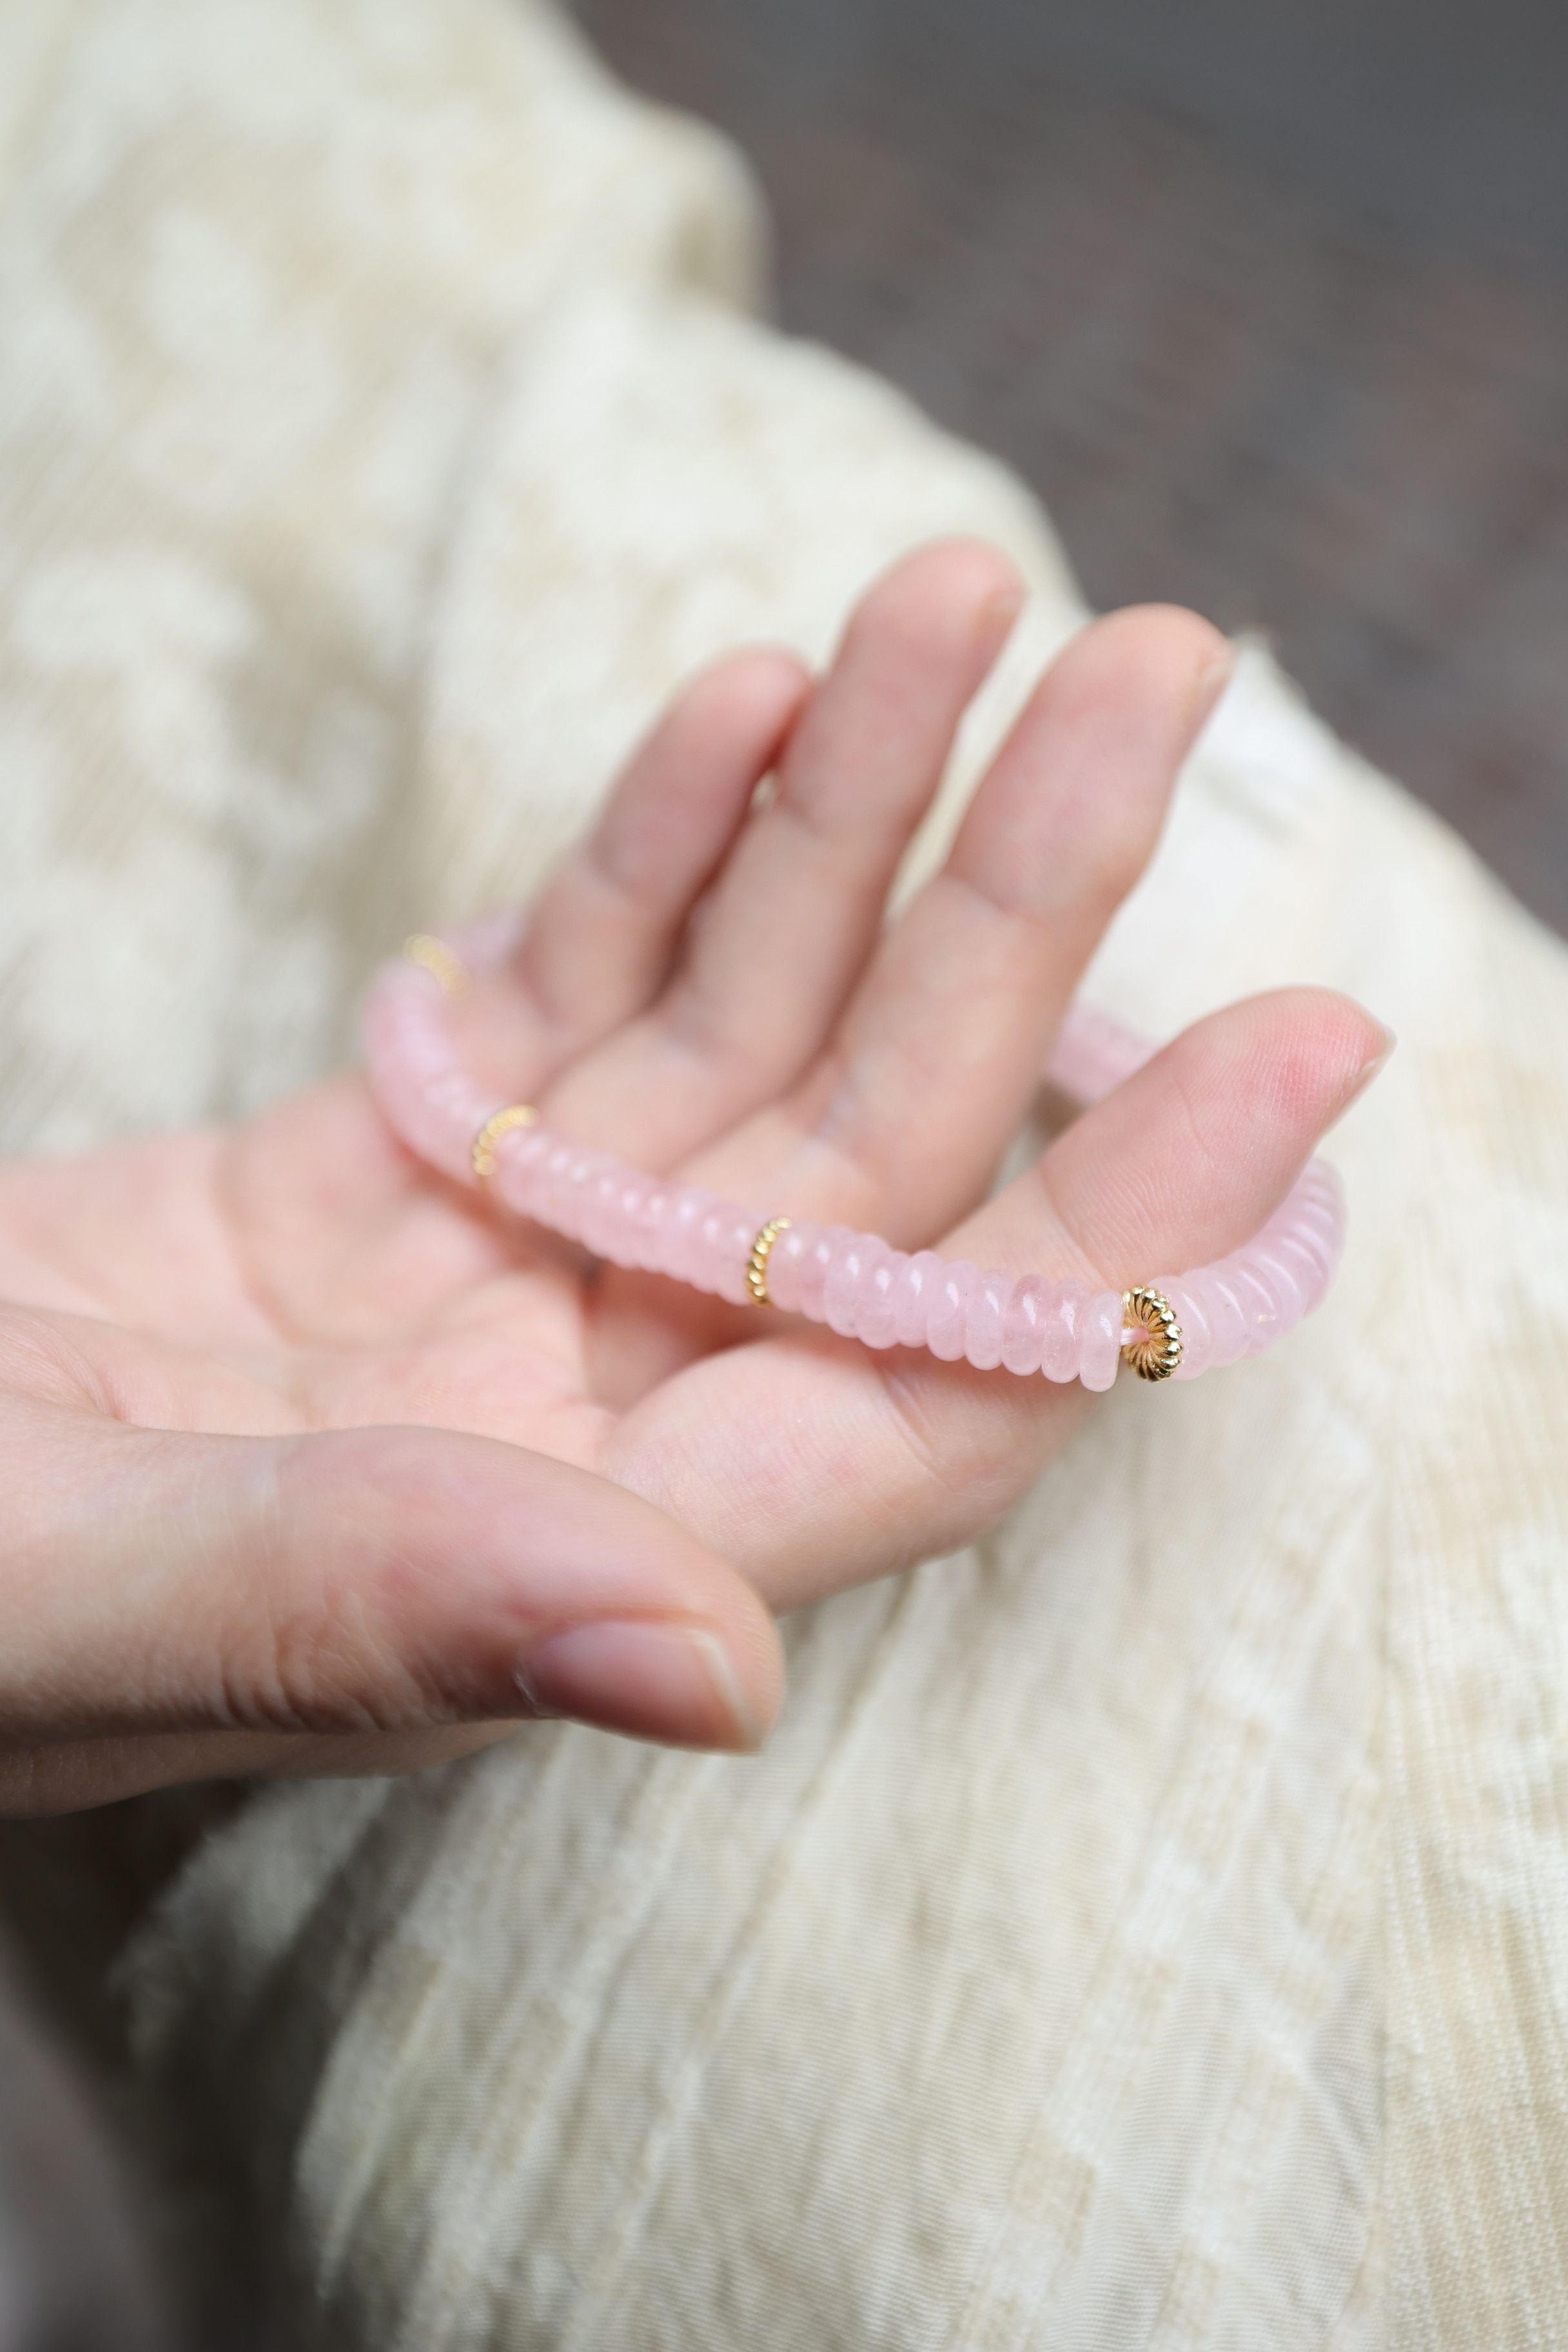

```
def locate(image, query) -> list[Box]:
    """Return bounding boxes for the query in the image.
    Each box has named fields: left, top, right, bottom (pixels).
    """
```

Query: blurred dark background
left=9, top=6, right=1568, bottom=2347
left=578, top=0, right=1568, bottom=934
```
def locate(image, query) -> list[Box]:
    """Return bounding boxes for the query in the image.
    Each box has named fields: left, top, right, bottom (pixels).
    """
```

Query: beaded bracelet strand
left=366, top=926, right=1345, bottom=1389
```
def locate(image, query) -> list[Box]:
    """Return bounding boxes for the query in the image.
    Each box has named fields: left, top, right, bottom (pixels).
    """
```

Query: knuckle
left=208, top=1587, right=459, bottom=1740
left=213, top=1438, right=470, bottom=1740
left=1092, top=812, right=1156, bottom=905
left=1063, top=787, right=1161, bottom=919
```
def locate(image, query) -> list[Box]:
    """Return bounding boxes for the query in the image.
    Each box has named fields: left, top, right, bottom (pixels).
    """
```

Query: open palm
left=0, top=544, right=1385, bottom=1812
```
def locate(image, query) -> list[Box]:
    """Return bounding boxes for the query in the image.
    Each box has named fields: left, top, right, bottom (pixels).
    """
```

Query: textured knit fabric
left=1, top=3, right=1565, bottom=2346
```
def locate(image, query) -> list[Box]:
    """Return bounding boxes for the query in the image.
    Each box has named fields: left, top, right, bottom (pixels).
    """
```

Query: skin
left=0, top=542, right=1390, bottom=1814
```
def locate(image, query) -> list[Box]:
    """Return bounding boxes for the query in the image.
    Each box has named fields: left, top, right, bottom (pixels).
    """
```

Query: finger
left=609, top=988, right=1389, bottom=1611
left=975, top=986, right=1387, bottom=1282
left=0, top=1410, right=783, bottom=1806
left=507, top=648, right=810, bottom=1047
left=580, top=608, right=1224, bottom=1408
left=545, top=538, right=1024, bottom=1162
left=447, top=649, right=810, bottom=1108
left=694, top=606, right=1230, bottom=1237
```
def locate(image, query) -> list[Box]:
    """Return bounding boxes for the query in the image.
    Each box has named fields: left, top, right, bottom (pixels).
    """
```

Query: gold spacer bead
left=471, top=1102, right=539, bottom=1182
left=403, top=932, right=470, bottom=998
left=1121, top=1285, right=1183, bottom=1382
left=745, top=1216, right=792, bottom=1308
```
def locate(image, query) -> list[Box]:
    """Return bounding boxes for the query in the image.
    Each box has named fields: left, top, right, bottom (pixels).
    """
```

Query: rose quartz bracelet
left=362, top=925, right=1345, bottom=1389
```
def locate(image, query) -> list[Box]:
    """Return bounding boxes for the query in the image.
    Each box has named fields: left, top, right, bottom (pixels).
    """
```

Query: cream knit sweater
left=1, top=4, right=1564, bottom=2345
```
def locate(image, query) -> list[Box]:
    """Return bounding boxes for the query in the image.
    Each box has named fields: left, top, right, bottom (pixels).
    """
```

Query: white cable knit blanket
left=1, top=3, right=1566, bottom=2346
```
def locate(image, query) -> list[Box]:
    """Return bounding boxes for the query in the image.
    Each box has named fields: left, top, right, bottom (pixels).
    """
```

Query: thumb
left=1, top=1404, right=783, bottom=1758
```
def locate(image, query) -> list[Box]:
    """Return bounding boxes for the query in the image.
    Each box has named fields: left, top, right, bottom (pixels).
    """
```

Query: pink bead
left=690, top=1206, right=728, bottom=1297
left=1291, top=1210, right=1341, bottom=1261
left=1040, top=1280, right=1090, bottom=1383
left=964, top=1268, right=1011, bottom=1371
left=536, top=1142, right=577, bottom=1228
left=1159, top=1279, right=1213, bottom=1380
left=490, top=1126, right=550, bottom=1215
left=659, top=1186, right=718, bottom=1283
left=1269, top=1233, right=1329, bottom=1311
left=827, top=1232, right=865, bottom=1345
left=1199, top=1271, right=1251, bottom=1366
left=1079, top=1289, right=1123, bottom=1391
left=593, top=1173, right=632, bottom=1265
left=1293, top=1182, right=1342, bottom=1236
left=858, top=1250, right=906, bottom=1349
left=1228, top=1261, right=1281, bottom=1351
left=797, top=1226, right=853, bottom=1324
left=622, top=1179, right=665, bottom=1270
left=562, top=1151, right=615, bottom=1242
left=1271, top=1211, right=1332, bottom=1266
left=620, top=1181, right=665, bottom=1270
left=1001, top=1275, right=1053, bottom=1375
left=699, top=1204, right=756, bottom=1305
left=926, top=1259, right=978, bottom=1361
left=824, top=1231, right=872, bottom=1337
left=360, top=975, right=491, bottom=1178
left=534, top=1150, right=571, bottom=1231
left=362, top=956, right=1351, bottom=1388
left=693, top=1206, right=729, bottom=1290
left=581, top=1166, right=627, bottom=1259
left=578, top=1168, right=616, bottom=1258
left=1269, top=1213, right=1335, bottom=1269
left=1246, top=1246, right=1307, bottom=1331
left=892, top=1252, right=945, bottom=1346
left=764, top=1222, right=812, bottom=1314
left=1300, top=1163, right=1343, bottom=1210
left=525, top=1139, right=562, bottom=1223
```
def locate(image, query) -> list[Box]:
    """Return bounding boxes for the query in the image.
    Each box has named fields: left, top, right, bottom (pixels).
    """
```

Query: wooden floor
left=579, top=0, right=1568, bottom=935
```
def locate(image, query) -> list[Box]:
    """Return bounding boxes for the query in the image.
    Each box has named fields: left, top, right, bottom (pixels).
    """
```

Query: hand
left=0, top=543, right=1387, bottom=1812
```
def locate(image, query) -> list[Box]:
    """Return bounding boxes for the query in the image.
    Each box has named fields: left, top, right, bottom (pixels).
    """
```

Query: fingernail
left=1190, top=643, right=1235, bottom=729
left=516, top=1621, right=764, bottom=1753
left=1343, top=1023, right=1397, bottom=1110
left=979, top=580, right=1027, bottom=640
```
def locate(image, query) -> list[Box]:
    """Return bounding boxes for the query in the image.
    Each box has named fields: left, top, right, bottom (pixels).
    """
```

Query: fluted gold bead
left=745, top=1217, right=792, bottom=1308
left=1121, top=1285, right=1183, bottom=1382
left=471, top=1103, right=539, bottom=1182
left=402, top=932, right=470, bottom=998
